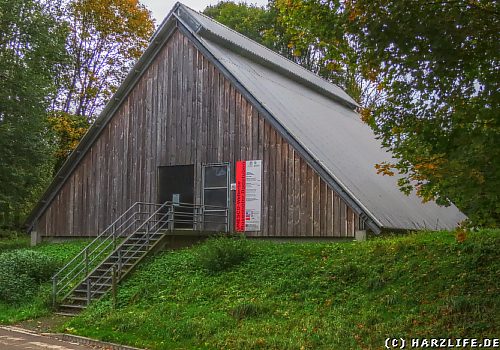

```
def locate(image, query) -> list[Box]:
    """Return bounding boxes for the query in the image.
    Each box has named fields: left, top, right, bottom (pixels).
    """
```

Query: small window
left=204, top=166, right=228, bottom=188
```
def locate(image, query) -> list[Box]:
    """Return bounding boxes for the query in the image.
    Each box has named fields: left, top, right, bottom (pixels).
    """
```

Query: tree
left=203, top=2, right=303, bottom=66
left=344, top=0, right=499, bottom=227
left=274, top=0, right=500, bottom=227
left=54, top=0, right=155, bottom=120
left=205, top=1, right=384, bottom=107
left=204, top=1, right=275, bottom=45
left=0, top=0, right=67, bottom=227
left=203, top=1, right=295, bottom=59
left=47, top=112, right=90, bottom=171
left=273, top=0, right=384, bottom=108
left=47, top=0, right=154, bottom=173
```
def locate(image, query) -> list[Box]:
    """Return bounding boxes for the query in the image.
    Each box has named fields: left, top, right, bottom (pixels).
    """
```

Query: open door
left=158, top=165, right=194, bottom=229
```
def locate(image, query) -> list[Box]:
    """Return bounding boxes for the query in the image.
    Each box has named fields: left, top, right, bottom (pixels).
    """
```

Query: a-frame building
left=26, top=3, right=465, bottom=240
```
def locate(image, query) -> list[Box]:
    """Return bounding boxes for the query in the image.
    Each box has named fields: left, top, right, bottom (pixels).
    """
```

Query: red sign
left=235, top=161, right=246, bottom=232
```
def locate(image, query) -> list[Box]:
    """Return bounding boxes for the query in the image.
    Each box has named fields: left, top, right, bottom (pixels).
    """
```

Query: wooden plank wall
left=37, top=29, right=359, bottom=238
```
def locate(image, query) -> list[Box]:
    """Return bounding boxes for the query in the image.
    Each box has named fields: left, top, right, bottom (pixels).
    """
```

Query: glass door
left=202, top=163, right=229, bottom=232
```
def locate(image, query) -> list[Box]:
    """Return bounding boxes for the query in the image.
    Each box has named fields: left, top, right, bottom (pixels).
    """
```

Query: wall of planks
left=36, top=29, right=359, bottom=238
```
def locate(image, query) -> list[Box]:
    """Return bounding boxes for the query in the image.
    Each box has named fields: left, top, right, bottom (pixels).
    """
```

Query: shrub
left=0, top=229, right=22, bottom=239
left=0, top=250, right=59, bottom=304
left=196, top=236, right=254, bottom=274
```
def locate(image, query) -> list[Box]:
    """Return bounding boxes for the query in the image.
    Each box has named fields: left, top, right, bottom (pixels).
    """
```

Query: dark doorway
left=158, top=165, right=194, bottom=229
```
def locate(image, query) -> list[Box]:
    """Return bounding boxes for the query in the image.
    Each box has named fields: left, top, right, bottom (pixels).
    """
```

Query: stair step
left=95, top=269, right=130, bottom=276
left=122, top=242, right=156, bottom=247
left=60, top=304, right=86, bottom=309
left=100, top=261, right=133, bottom=267
left=109, top=250, right=148, bottom=256
left=91, top=269, right=128, bottom=275
left=116, top=249, right=149, bottom=253
left=123, top=240, right=160, bottom=245
left=89, top=282, right=112, bottom=287
left=55, top=312, right=78, bottom=317
left=73, top=289, right=107, bottom=295
left=75, top=283, right=111, bottom=291
left=126, top=236, right=163, bottom=242
left=63, top=298, right=87, bottom=305
left=67, top=296, right=91, bottom=302
left=73, top=287, right=107, bottom=292
left=89, top=270, right=129, bottom=278
left=130, top=238, right=161, bottom=242
left=86, top=278, right=113, bottom=284
left=108, top=253, right=147, bottom=259
left=121, top=242, right=155, bottom=246
left=54, top=223, right=166, bottom=308
left=88, top=270, right=126, bottom=278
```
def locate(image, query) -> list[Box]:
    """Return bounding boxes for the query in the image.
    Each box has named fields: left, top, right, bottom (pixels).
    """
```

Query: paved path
left=0, top=327, right=98, bottom=350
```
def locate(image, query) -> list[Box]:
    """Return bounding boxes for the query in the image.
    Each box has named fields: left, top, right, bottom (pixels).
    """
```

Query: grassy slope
left=0, top=239, right=91, bottom=323
left=65, top=230, right=499, bottom=350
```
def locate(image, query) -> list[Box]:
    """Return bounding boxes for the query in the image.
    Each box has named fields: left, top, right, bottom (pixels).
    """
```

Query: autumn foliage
left=48, top=112, right=89, bottom=170
left=273, top=0, right=499, bottom=227
left=0, top=0, right=154, bottom=227
left=56, top=0, right=154, bottom=120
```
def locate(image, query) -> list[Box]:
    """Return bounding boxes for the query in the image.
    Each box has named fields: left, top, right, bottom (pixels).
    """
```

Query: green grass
left=0, top=236, right=30, bottom=251
left=63, top=229, right=499, bottom=350
left=0, top=239, right=91, bottom=323
left=0, top=229, right=29, bottom=251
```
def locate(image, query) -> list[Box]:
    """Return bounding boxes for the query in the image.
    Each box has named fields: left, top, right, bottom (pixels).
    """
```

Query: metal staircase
left=52, top=201, right=228, bottom=315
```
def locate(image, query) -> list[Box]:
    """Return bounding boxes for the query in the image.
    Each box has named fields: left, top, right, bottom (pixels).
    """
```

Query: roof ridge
left=175, top=3, right=358, bottom=109
left=181, top=3, right=316, bottom=73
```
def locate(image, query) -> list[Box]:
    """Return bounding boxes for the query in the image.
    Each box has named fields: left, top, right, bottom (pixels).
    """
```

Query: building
left=26, top=3, right=465, bottom=242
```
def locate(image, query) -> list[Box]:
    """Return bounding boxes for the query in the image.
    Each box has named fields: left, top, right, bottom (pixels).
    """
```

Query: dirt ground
left=15, top=314, right=72, bottom=333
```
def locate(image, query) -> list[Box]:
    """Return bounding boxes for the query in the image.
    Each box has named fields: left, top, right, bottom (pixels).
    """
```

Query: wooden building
left=26, top=3, right=465, bottom=240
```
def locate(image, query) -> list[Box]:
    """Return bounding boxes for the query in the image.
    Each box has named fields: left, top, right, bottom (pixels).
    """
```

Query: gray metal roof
left=176, top=3, right=466, bottom=230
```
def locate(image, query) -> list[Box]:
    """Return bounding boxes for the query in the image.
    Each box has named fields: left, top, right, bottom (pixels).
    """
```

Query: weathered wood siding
left=37, top=29, right=359, bottom=238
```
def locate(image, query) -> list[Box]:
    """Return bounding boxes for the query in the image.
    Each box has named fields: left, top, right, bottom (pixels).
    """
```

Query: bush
left=0, top=229, right=23, bottom=239
left=196, top=236, right=254, bottom=274
left=0, top=250, right=59, bottom=304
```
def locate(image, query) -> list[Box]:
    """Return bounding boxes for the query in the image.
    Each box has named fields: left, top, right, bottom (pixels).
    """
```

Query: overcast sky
left=141, top=0, right=268, bottom=24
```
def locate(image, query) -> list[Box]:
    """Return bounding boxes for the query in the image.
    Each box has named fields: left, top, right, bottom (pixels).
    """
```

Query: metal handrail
left=53, top=202, right=160, bottom=280
left=52, top=202, right=164, bottom=305
left=53, top=201, right=229, bottom=307
left=55, top=214, right=137, bottom=290
left=85, top=202, right=229, bottom=298
left=87, top=208, right=173, bottom=299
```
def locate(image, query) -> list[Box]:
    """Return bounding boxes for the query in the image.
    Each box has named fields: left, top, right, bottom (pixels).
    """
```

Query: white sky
left=141, top=0, right=268, bottom=25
